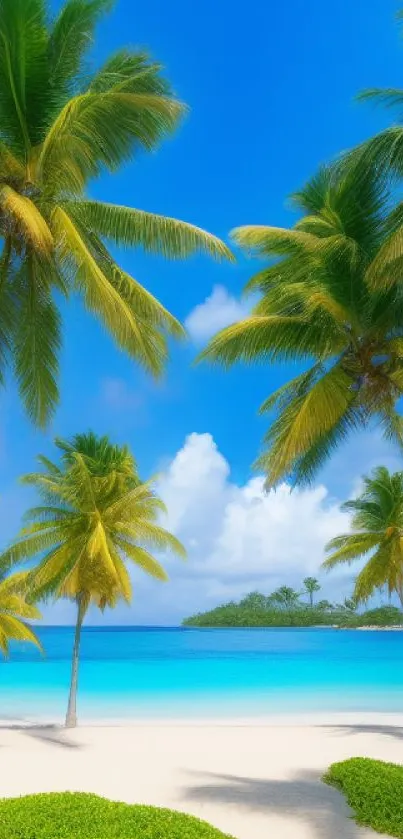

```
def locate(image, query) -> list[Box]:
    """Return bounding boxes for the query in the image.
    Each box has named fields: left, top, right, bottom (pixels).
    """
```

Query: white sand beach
left=0, top=714, right=401, bottom=839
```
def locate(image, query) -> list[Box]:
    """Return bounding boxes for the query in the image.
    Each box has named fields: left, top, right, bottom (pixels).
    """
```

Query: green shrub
left=0, top=792, right=234, bottom=839
left=325, top=757, right=403, bottom=837
left=341, top=606, right=403, bottom=628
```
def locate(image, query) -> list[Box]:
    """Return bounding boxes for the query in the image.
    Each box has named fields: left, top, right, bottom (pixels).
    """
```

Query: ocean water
left=1, top=626, right=403, bottom=722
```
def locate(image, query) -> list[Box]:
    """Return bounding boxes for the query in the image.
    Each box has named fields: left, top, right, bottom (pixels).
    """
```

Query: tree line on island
left=183, top=583, right=403, bottom=629
left=1, top=0, right=403, bottom=728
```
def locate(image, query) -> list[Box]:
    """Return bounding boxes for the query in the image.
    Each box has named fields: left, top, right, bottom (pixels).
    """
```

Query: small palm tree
left=0, top=0, right=231, bottom=426
left=1, top=433, right=185, bottom=727
left=0, top=567, right=41, bottom=655
left=323, top=466, right=403, bottom=607
left=201, top=157, right=403, bottom=487
left=269, top=586, right=300, bottom=609
left=303, top=577, right=321, bottom=607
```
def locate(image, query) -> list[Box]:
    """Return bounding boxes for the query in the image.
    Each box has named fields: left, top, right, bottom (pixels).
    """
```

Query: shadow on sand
left=319, top=723, right=403, bottom=742
left=183, top=769, right=370, bottom=839
left=0, top=721, right=82, bottom=749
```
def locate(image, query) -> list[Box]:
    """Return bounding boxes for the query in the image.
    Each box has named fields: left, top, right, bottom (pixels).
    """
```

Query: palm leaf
left=0, top=186, right=53, bottom=252
left=65, top=199, right=233, bottom=261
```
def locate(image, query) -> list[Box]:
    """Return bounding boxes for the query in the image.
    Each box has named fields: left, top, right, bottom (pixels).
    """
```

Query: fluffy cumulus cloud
left=51, top=431, right=358, bottom=627
left=184, top=285, right=250, bottom=343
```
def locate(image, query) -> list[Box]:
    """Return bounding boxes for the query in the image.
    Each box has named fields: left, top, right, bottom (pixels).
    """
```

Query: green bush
left=341, top=606, right=403, bottom=628
left=325, top=757, right=403, bottom=837
left=0, top=792, right=234, bottom=839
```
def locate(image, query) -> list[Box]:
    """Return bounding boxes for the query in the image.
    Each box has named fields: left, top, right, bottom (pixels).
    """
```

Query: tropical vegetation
left=183, top=578, right=403, bottom=627
left=0, top=792, right=234, bottom=839
left=200, top=155, right=403, bottom=487
left=0, top=0, right=230, bottom=427
left=303, top=576, right=321, bottom=607
left=0, top=432, right=185, bottom=726
left=325, top=758, right=403, bottom=838
left=324, top=466, right=403, bottom=607
left=183, top=598, right=403, bottom=628
left=0, top=563, right=42, bottom=654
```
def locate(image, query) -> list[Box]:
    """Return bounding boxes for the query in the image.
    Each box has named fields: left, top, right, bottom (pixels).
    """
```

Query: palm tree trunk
left=310, top=592, right=313, bottom=608
left=65, top=596, right=86, bottom=728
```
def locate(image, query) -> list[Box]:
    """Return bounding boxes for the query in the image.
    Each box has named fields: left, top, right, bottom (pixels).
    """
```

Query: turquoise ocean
left=2, top=627, right=403, bottom=722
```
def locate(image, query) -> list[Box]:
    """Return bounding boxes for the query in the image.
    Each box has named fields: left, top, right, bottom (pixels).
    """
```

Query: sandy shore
left=0, top=714, right=401, bottom=839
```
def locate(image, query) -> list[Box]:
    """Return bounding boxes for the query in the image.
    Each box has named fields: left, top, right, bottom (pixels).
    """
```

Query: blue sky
left=2, top=0, right=403, bottom=623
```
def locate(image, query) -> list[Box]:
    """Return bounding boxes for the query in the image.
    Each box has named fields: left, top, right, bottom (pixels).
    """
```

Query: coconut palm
left=201, top=157, right=403, bottom=487
left=0, top=566, right=41, bottom=655
left=269, top=586, right=300, bottom=609
left=0, top=0, right=231, bottom=427
left=303, top=576, right=321, bottom=607
left=0, top=432, right=186, bottom=726
left=323, top=466, right=403, bottom=607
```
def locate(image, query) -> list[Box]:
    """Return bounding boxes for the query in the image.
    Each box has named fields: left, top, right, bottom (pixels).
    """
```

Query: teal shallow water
left=2, top=627, right=403, bottom=721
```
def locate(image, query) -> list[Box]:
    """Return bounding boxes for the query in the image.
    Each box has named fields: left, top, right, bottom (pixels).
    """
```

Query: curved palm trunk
left=65, top=596, right=87, bottom=728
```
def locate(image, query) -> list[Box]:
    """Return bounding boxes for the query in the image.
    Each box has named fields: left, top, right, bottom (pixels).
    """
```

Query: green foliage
left=324, top=758, right=403, bottom=837
left=268, top=585, right=301, bottom=609
left=0, top=567, right=42, bottom=655
left=200, top=156, right=403, bottom=488
left=0, top=792, right=233, bottom=839
left=3, top=432, right=185, bottom=611
left=1, top=432, right=186, bottom=723
left=183, top=604, right=339, bottom=627
left=0, top=0, right=231, bottom=427
left=342, top=606, right=403, bottom=627
left=183, top=594, right=403, bottom=627
left=324, top=466, right=403, bottom=606
left=303, top=576, right=321, bottom=606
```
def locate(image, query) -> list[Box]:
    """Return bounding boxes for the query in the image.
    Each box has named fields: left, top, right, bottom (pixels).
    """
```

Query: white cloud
left=185, top=285, right=249, bottom=343
left=54, top=432, right=355, bottom=626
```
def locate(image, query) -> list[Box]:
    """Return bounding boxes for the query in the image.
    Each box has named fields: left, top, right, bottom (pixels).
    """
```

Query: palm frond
left=53, top=206, right=168, bottom=375
left=256, top=364, right=358, bottom=487
left=0, top=186, right=53, bottom=252
left=65, top=199, right=233, bottom=261
left=13, top=254, right=61, bottom=426
left=48, top=0, right=113, bottom=99
left=114, top=538, right=168, bottom=581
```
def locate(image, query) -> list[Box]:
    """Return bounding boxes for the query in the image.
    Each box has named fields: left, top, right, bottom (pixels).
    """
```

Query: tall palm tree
left=0, top=0, right=231, bottom=426
left=201, top=157, right=403, bottom=487
left=323, top=466, right=403, bottom=607
left=1, top=432, right=186, bottom=726
left=0, top=567, right=41, bottom=655
left=303, top=577, right=320, bottom=607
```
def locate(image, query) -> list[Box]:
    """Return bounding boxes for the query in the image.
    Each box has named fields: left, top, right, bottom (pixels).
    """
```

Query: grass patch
left=325, top=757, right=403, bottom=837
left=0, top=792, right=234, bottom=839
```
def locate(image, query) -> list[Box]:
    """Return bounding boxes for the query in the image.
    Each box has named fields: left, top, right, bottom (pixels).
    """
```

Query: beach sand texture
left=0, top=716, right=399, bottom=838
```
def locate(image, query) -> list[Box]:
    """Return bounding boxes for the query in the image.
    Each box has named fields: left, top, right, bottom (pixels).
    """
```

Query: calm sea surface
left=1, top=627, right=403, bottom=721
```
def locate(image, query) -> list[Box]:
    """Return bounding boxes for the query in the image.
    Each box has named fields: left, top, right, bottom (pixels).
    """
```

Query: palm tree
left=200, top=157, right=403, bottom=487
left=323, top=466, right=403, bottom=607
left=303, top=576, right=321, bottom=607
left=1, top=432, right=186, bottom=727
left=269, top=586, right=300, bottom=610
left=0, top=0, right=231, bottom=427
left=354, top=10, right=403, bottom=180
left=239, top=591, right=268, bottom=610
left=0, top=566, right=41, bottom=655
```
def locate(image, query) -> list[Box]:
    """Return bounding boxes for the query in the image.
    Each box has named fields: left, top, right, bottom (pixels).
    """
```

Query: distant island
left=183, top=582, right=403, bottom=628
